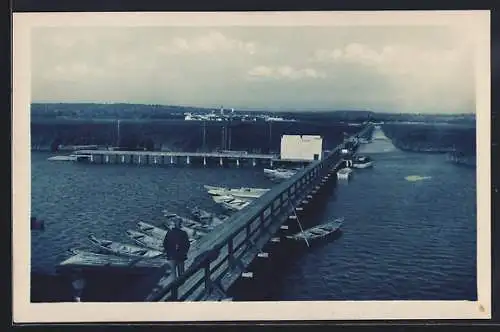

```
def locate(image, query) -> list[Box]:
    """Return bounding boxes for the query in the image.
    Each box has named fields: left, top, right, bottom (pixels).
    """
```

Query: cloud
left=157, top=31, right=257, bottom=55
left=311, top=43, right=467, bottom=79
left=46, top=63, right=105, bottom=82
left=247, top=65, right=326, bottom=80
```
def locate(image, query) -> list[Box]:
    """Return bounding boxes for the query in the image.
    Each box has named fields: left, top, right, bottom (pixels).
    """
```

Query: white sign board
left=280, top=135, right=323, bottom=161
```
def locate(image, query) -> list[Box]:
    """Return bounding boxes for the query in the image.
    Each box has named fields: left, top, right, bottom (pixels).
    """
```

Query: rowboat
left=212, top=195, right=251, bottom=211
left=190, top=207, right=227, bottom=226
left=286, top=218, right=344, bottom=241
left=137, top=221, right=167, bottom=240
left=163, top=212, right=212, bottom=235
left=263, top=168, right=297, bottom=180
left=351, top=155, right=373, bottom=169
left=88, top=234, right=164, bottom=259
left=204, top=185, right=270, bottom=199
left=137, top=221, right=198, bottom=244
left=63, top=248, right=166, bottom=269
left=126, top=229, right=164, bottom=251
left=337, top=167, right=353, bottom=180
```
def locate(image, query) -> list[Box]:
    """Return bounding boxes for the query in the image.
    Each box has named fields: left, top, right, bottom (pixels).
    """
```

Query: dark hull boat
left=126, top=230, right=165, bottom=251
left=88, top=234, right=164, bottom=259
left=286, top=218, right=344, bottom=242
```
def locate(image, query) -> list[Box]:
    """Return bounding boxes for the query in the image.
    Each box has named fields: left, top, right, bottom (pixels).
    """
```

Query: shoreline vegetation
left=30, top=103, right=476, bottom=162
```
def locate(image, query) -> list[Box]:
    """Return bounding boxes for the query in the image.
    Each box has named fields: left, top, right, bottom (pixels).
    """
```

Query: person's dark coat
left=163, top=227, right=190, bottom=261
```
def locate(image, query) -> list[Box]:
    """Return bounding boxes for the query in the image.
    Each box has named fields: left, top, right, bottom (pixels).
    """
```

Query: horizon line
left=30, top=101, right=476, bottom=116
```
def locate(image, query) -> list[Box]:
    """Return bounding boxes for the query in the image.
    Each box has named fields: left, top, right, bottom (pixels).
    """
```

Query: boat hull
left=88, top=235, right=164, bottom=259
left=286, top=218, right=344, bottom=242
left=352, top=161, right=373, bottom=169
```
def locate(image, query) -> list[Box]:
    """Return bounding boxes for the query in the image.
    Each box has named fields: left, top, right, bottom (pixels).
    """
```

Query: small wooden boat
left=126, top=230, right=164, bottom=251
left=212, top=195, right=251, bottom=211
left=137, top=221, right=167, bottom=240
left=204, top=185, right=270, bottom=199
left=351, top=155, right=373, bottom=169
left=263, top=168, right=296, bottom=180
left=137, top=221, right=198, bottom=244
left=88, top=234, right=164, bottom=259
left=286, top=218, right=344, bottom=241
left=337, top=167, right=353, bottom=180
left=61, top=248, right=166, bottom=270
left=163, top=213, right=212, bottom=235
left=190, top=207, right=227, bottom=226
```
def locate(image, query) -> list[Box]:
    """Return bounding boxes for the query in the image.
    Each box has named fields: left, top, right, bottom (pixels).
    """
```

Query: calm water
left=31, top=138, right=477, bottom=301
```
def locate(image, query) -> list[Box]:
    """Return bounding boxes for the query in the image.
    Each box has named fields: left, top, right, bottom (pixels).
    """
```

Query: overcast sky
left=31, top=25, right=476, bottom=113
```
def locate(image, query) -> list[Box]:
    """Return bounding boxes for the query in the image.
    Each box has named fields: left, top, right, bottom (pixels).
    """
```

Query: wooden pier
left=123, top=123, right=374, bottom=302
left=72, top=150, right=280, bottom=167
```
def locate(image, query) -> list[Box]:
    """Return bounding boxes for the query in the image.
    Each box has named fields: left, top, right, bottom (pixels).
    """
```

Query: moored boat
left=137, top=221, right=167, bottom=240
left=190, top=207, right=227, bottom=226
left=137, top=221, right=198, bottom=244
left=204, top=185, right=270, bottom=199
left=337, top=167, right=353, bottom=180
left=286, top=218, right=344, bottom=241
left=351, top=155, right=373, bottom=169
left=126, top=230, right=164, bottom=251
left=212, top=195, right=251, bottom=212
left=162, top=213, right=209, bottom=238
left=263, top=168, right=297, bottom=180
left=88, top=234, right=164, bottom=258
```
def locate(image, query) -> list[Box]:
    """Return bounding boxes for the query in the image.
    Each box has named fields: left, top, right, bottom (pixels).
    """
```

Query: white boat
left=352, top=155, right=373, bottom=169
left=190, top=207, right=227, bottom=226
left=137, top=221, right=167, bottom=240
left=126, top=230, right=164, bottom=251
left=337, top=167, right=353, bottom=180
left=212, top=195, right=251, bottom=212
left=65, top=248, right=166, bottom=268
left=286, top=218, right=344, bottom=241
left=88, top=234, right=164, bottom=259
left=47, top=155, right=78, bottom=161
left=137, top=221, right=198, bottom=244
left=205, top=186, right=270, bottom=199
left=263, top=168, right=297, bottom=180
left=162, top=212, right=210, bottom=238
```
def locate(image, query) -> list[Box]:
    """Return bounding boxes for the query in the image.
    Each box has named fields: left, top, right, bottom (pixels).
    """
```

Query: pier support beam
left=270, top=160, right=274, bottom=167
left=186, top=156, right=191, bottom=165
left=203, top=157, right=207, bottom=166
left=105, top=155, right=110, bottom=163
left=219, top=157, right=223, bottom=167
left=154, top=156, right=158, bottom=164
left=90, top=154, right=94, bottom=163
left=121, top=155, right=125, bottom=163
left=252, top=159, right=256, bottom=167
left=138, top=155, right=142, bottom=164
left=170, top=156, right=174, bottom=165
left=236, top=159, right=240, bottom=167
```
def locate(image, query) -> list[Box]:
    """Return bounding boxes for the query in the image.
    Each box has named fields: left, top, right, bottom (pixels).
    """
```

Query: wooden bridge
left=127, top=123, right=374, bottom=302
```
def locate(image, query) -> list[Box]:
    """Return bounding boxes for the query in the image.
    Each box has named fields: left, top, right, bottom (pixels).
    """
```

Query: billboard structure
left=280, top=135, right=324, bottom=161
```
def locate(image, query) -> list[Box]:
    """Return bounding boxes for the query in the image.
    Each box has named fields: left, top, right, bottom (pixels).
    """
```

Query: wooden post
left=170, top=286, right=178, bottom=301
left=228, top=237, right=235, bottom=269
left=204, top=263, right=211, bottom=293
left=260, top=210, right=266, bottom=232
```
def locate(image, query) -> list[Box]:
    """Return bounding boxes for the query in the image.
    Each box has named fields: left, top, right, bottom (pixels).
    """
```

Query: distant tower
left=117, top=119, right=121, bottom=147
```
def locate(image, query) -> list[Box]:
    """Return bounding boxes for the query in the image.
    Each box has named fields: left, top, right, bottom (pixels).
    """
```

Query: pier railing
left=145, top=148, right=343, bottom=301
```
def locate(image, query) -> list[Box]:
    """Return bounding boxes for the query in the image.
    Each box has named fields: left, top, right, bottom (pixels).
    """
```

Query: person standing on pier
left=163, top=218, right=190, bottom=278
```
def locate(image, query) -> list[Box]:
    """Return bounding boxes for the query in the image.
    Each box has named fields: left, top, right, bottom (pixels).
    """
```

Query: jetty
left=57, top=123, right=373, bottom=301
left=71, top=150, right=279, bottom=167
left=129, top=124, right=373, bottom=301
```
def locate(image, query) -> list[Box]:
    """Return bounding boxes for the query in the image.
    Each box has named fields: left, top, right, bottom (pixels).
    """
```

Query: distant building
left=280, top=135, right=324, bottom=161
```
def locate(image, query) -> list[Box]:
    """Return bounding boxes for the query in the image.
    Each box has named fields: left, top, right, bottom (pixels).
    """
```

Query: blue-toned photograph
left=29, top=22, right=479, bottom=305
